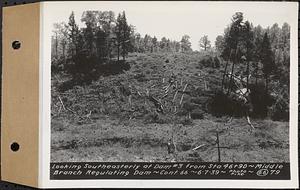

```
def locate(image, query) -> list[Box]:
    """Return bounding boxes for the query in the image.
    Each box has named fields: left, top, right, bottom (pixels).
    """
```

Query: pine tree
left=180, top=35, right=192, bottom=52
left=81, top=11, right=97, bottom=57
left=152, top=36, right=158, bottom=52
left=67, top=12, right=81, bottom=58
left=243, top=21, right=254, bottom=90
left=115, top=12, right=131, bottom=61
left=224, top=12, right=244, bottom=94
left=253, top=25, right=264, bottom=85
left=199, top=35, right=211, bottom=51
left=120, top=11, right=131, bottom=61
left=261, top=32, right=275, bottom=94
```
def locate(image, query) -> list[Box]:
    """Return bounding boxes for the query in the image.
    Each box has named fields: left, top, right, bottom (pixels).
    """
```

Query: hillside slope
left=51, top=52, right=289, bottom=162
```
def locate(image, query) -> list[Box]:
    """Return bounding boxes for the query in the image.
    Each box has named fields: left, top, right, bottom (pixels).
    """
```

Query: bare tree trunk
left=55, top=32, right=58, bottom=58
left=246, top=60, right=250, bottom=90
left=227, top=49, right=237, bottom=95
left=62, top=44, right=66, bottom=64
left=255, top=62, right=258, bottom=85
left=221, top=61, right=229, bottom=90
left=265, top=76, right=268, bottom=95
left=227, top=62, right=235, bottom=95
left=117, top=42, right=120, bottom=61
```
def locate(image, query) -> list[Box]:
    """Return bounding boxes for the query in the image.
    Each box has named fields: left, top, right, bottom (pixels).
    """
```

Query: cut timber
left=58, top=95, right=66, bottom=111
left=246, top=115, right=255, bottom=129
left=180, top=83, right=188, bottom=105
left=192, top=144, right=206, bottom=151
left=172, top=90, right=178, bottom=102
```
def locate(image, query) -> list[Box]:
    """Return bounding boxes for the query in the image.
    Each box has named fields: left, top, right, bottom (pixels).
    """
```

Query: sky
left=46, top=1, right=297, bottom=50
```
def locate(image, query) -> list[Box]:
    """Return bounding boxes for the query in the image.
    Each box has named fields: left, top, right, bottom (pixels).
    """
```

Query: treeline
left=51, top=10, right=216, bottom=68
left=52, top=10, right=133, bottom=80
left=215, top=12, right=290, bottom=90
left=213, top=12, right=290, bottom=120
left=52, top=10, right=194, bottom=78
left=131, top=34, right=192, bottom=53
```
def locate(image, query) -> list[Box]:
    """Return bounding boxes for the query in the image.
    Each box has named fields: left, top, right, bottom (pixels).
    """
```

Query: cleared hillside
left=51, top=52, right=289, bottom=162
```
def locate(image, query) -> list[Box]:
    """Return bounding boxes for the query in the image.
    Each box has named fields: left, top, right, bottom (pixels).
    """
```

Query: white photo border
left=39, top=1, right=299, bottom=188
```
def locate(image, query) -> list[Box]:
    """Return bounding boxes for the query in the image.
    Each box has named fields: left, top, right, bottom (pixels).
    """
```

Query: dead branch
left=163, top=84, right=170, bottom=91
left=58, top=95, right=66, bottom=111
left=192, top=144, right=206, bottom=151
left=180, top=83, right=188, bottom=105
left=204, top=80, right=208, bottom=91
left=58, top=104, right=62, bottom=114
left=246, top=115, right=255, bottom=129
left=86, top=110, right=92, bottom=119
left=172, top=90, right=178, bottom=102
left=54, top=74, right=62, bottom=83
left=66, top=107, right=76, bottom=114
left=148, top=95, right=164, bottom=113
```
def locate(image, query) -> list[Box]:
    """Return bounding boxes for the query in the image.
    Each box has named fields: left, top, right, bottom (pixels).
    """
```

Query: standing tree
left=152, top=36, right=158, bottom=52
left=120, top=11, right=131, bottom=61
left=81, top=11, right=97, bottom=57
left=52, top=22, right=68, bottom=62
left=199, top=35, right=211, bottom=51
left=67, top=11, right=81, bottom=58
left=115, top=11, right=131, bottom=61
left=220, top=27, right=231, bottom=90
left=115, top=13, right=122, bottom=61
left=52, top=23, right=60, bottom=59
left=215, top=35, right=224, bottom=55
left=99, top=11, right=116, bottom=60
left=226, top=12, right=244, bottom=94
left=95, top=28, right=107, bottom=60
left=261, top=32, right=275, bottom=94
left=180, top=35, right=192, bottom=52
left=253, top=25, right=264, bottom=85
left=160, top=37, right=168, bottom=51
left=243, top=21, right=254, bottom=89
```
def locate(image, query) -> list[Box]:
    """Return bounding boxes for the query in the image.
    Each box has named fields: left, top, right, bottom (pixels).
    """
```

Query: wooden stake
left=216, top=131, right=221, bottom=162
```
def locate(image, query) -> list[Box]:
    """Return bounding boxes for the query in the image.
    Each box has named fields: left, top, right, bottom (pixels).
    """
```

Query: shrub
left=180, top=118, right=193, bottom=126
left=249, top=82, right=274, bottom=118
left=191, top=109, right=204, bottom=119
left=144, top=112, right=168, bottom=124
left=198, top=54, right=220, bottom=68
left=270, top=94, right=289, bottom=121
left=208, top=90, right=249, bottom=117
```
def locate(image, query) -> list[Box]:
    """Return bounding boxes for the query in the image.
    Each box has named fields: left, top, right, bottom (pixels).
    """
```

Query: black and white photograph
left=50, top=2, right=291, bottom=164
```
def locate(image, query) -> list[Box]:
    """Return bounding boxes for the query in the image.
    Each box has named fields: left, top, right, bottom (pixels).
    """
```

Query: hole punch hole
left=12, top=41, right=21, bottom=50
left=10, top=142, right=20, bottom=152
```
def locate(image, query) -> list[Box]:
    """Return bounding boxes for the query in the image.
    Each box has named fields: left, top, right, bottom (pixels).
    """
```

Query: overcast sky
left=46, top=1, right=296, bottom=50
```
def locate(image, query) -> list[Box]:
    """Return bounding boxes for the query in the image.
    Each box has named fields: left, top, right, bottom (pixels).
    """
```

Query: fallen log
left=192, top=144, right=206, bottom=151
left=180, top=83, right=188, bottom=105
